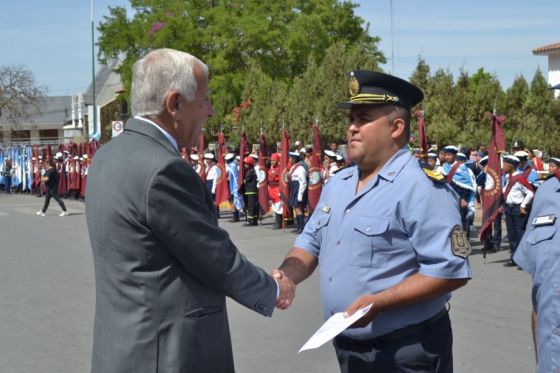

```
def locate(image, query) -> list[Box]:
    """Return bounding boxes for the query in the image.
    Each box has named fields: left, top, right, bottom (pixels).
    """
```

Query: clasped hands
left=272, top=268, right=295, bottom=310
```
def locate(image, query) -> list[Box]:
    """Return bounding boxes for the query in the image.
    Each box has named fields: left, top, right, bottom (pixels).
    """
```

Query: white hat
left=533, top=149, right=542, bottom=158
left=457, top=152, right=467, bottom=159
left=38, top=155, right=43, bottom=159
left=204, top=153, right=214, bottom=160
left=32, top=157, right=36, bottom=160
left=514, top=150, right=529, bottom=159
left=288, top=151, right=300, bottom=158
left=74, top=156, right=79, bottom=160
left=443, top=145, right=459, bottom=154
left=324, top=150, right=336, bottom=158
left=224, top=153, right=234, bottom=160
left=63, top=150, right=70, bottom=154
left=79, top=157, right=84, bottom=161
left=427, top=152, right=438, bottom=159
left=250, top=153, right=259, bottom=159
left=503, top=155, right=520, bottom=166
left=190, top=154, right=199, bottom=161
left=294, top=140, right=302, bottom=146
left=55, top=152, right=63, bottom=159
left=83, top=154, right=88, bottom=159
left=235, top=155, right=240, bottom=160
left=336, top=154, right=343, bottom=161
left=299, top=148, right=307, bottom=154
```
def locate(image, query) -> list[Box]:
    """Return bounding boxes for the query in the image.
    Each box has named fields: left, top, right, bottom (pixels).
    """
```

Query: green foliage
left=408, top=59, right=560, bottom=154
left=96, top=0, right=382, bottom=143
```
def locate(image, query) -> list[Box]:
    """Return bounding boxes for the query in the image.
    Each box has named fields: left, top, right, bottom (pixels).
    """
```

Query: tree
left=96, top=0, right=383, bottom=135
left=0, top=64, right=46, bottom=127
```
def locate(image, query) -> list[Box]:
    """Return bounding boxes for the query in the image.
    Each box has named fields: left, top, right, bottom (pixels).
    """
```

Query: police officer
left=273, top=71, right=471, bottom=372
left=513, top=166, right=560, bottom=373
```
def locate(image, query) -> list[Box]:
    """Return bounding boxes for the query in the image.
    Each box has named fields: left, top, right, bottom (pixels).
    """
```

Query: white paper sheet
left=298, top=303, right=373, bottom=353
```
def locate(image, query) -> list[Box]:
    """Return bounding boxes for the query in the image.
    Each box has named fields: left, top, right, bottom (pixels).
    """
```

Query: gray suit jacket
left=86, top=118, right=277, bottom=373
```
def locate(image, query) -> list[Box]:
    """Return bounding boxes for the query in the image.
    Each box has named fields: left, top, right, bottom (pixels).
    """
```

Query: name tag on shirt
left=532, top=215, right=556, bottom=226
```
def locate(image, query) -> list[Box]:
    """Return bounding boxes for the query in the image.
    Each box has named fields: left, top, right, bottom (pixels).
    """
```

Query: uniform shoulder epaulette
left=422, top=168, right=446, bottom=183
left=332, top=163, right=354, bottom=175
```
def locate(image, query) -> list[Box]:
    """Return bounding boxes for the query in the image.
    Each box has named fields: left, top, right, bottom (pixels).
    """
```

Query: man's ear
left=391, top=117, right=406, bottom=139
left=165, top=91, right=181, bottom=115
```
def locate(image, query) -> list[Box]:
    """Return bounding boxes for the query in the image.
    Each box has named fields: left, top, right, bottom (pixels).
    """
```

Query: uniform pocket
left=527, top=225, right=557, bottom=245
left=350, top=216, right=390, bottom=267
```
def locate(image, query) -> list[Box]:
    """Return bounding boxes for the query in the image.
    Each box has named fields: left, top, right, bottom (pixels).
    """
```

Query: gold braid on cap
left=350, top=93, right=399, bottom=104
left=349, top=76, right=360, bottom=96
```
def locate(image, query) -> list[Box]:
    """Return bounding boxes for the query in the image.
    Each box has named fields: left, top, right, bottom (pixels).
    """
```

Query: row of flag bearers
left=180, top=125, right=335, bottom=233
left=0, top=141, right=99, bottom=199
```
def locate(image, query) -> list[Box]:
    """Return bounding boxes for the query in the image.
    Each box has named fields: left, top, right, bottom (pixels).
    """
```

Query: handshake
left=272, top=268, right=296, bottom=310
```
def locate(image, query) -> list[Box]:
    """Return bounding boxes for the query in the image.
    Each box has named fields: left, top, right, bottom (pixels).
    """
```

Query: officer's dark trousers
left=42, top=188, right=67, bottom=213
left=504, top=204, right=526, bottom=259
left=333, top=310, right=452, bottom=373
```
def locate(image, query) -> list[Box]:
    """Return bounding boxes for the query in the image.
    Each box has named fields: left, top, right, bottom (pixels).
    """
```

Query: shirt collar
left=338, top=146, right=411, bottom=182
left=134, top=116, right=178, bottom=152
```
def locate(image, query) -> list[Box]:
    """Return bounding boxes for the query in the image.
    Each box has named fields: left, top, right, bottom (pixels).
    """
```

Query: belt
left=335, top=308, right=448, bottom=348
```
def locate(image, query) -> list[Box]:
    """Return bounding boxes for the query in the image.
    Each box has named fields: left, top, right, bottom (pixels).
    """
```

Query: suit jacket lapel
left=124, top=118, right=179, bottom=156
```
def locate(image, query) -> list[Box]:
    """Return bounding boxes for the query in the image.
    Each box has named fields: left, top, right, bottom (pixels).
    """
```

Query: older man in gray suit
left=86, top=48, right=295, bottom=373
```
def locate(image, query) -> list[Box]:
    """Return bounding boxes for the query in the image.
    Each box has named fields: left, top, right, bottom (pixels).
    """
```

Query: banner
left=307, top=120, right=323, bottom=210
left=258, top=133, right=269, bottom=216
left=279, top=128, right=292, bottom=227
left=214, top=132, right=230, bottom=205
left=415, top=110, right=429, bottom=158
left=197, top=131, right=206, bottom=181
left=480, top=114, right=505, bottom=242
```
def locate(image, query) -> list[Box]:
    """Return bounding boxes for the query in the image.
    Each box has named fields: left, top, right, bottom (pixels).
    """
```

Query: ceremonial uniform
left=288, top=156, right=308, bottom=233
left=225, top=155, right=242, bottom=222
left=514, top=174, right=560, bottom=373
left=503, top=167, right=534, bottom=262
left=278, top=70, right=471, bottom=372
left=267, top=154, right=283, bottom=229
left=243, top=156, right=258, bottom=226
left=442, top=156, right=476, bottom=233
left=296, top=147, right=471, bottom=371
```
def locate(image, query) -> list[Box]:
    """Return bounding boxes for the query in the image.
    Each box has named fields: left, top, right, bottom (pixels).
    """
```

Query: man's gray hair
left=131, top=48, right=209, bottom=116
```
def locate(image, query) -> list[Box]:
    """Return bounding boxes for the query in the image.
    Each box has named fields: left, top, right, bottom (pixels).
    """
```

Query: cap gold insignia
left=349, top=76, right=360, bottom=97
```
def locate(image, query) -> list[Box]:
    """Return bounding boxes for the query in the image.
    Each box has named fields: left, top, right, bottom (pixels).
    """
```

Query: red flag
left=415, top=110, right=429, bottom=158
left=238, top=131, right=249, bottom=191
left=307, top=120, right=323, bottom=210
left=258, top=133, right=269, bottom=216
left=197, top=131, right=206, bottom=181
left=214, top=132, right=230, bottom=205
left=480, top=114, right=505, bottom=242
left=279, top=129, right=292, bottom=226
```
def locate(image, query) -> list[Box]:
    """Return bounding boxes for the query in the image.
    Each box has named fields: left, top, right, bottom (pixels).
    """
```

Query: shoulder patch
left=450, top=225, right=471, bottom=258
left=423, top=168, right=446, bottom=183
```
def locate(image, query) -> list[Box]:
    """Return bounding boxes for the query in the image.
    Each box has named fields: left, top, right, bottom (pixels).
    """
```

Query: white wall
left=548, top=53, right=560, bottom=98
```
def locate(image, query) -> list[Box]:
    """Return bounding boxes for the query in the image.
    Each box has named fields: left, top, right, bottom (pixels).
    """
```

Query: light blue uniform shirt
left=514, top=176, right=560, bottom=373
left=295, top=147, right=472, bottom=339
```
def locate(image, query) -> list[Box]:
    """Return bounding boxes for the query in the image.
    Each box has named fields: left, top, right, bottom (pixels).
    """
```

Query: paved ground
left=0, top=193, right=535, bottom=372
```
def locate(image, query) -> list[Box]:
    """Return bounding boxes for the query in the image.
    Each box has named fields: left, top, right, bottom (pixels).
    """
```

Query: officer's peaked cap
left=338, top=70, right=423, bottom=110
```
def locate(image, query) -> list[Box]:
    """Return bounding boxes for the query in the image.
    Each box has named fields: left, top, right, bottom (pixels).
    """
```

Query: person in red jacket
left=267, top=153, right=282, bottom=229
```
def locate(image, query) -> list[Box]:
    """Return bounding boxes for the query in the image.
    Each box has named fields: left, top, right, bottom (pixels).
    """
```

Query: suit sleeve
left=146, top=158, right=277, bottom=316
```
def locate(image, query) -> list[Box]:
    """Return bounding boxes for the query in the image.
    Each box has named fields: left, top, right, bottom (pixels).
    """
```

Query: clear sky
left=0, top=0, right=557, bottom=97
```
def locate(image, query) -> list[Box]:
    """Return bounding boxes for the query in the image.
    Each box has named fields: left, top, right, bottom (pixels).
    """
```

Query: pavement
left=0, top=193, right=535, bottom=372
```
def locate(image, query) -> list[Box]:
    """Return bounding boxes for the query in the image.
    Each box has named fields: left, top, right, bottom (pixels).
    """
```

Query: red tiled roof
left=533, top=43, right=560, bottom=55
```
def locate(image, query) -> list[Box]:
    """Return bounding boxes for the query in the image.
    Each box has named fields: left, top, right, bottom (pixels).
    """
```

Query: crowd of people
left=1, top=47, right=559, bottom=372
